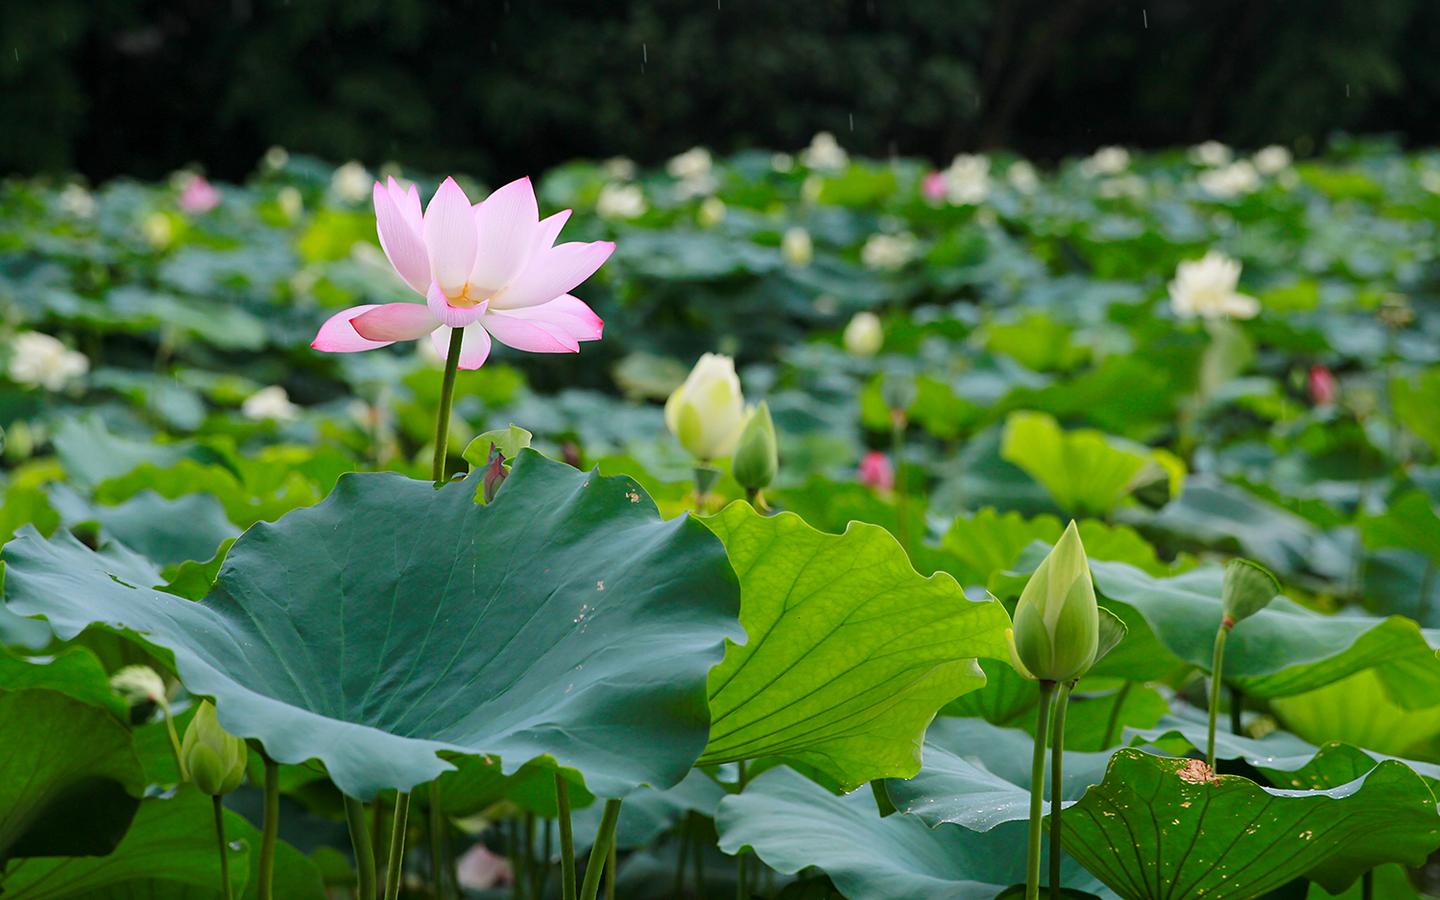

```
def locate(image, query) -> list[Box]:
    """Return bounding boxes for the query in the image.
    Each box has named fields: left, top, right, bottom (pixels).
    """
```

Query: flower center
left=446, top=284, right=489, bottom=308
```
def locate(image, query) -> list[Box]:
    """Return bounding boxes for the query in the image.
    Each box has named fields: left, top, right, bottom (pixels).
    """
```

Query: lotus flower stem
left=890, top=412, right=910, bottom=554
left=429, top=794, right=446, bottom=898
left=672, top=819, right=690, bottom=898
left=163, top=706, right=185, bottom=779
left=578, top=799, right=622, bottom=900
left=1100, top=680, right=1132, bottom=748
left=259, top=755, right=279, bottom=900
left=1048, top=684, right=1071, bottom=900
left=212, top=795, right=234, bottom=900
left=539, top=814, right=553, bottom=899
left=1207, top=623, right=1230, bottom=769
left=383, top=792, right=411, bottom=900
left=1026, top=680, right=1057, bottom=900
left=345, top=796, right=377, bottom=900
left=606, top=838, right=617, bottom=900
left=736, top=761, right=749, bottom=899
left=431, top=328, right=465, bottom=484
left=556, top=774, right=577, bottom=900
left=691, top=811, right=707, bottom=900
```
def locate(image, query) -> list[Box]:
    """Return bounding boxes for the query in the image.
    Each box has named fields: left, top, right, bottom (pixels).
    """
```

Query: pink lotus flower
left=179, top=175, right=221, bottom=213
left=1308, top=364, right=1338, bottom=406
left=455, top=843, right=512, bottom=890
left=312, top=176, right=613, bottom=370
left=858, top=450, right=895, bottom=491
left=921, top=171, right=947, bottom=203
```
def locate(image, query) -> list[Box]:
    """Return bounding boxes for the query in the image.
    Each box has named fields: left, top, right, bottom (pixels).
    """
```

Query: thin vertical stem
left=691, top=811, right=707, bottom=900
left=538, top=814, right=553, bottom=900
left=1049, top=684, right=1071, bottom=900
left=527, top=812, right=541, bottom=900
left=371, top=795, right=386, bottom=887
left=383, top=793, right=411, bottom=900
left=429, top=793, right=446, bottom=900
left=259, top=756, right=279, bottom=900
left=673, top=821, right=690, bottom=899
left=163, top=706, right=185, bottom=780
left=1362, top=869, right=1374, bottom=900
left=346, top=796, right=377, bottom=900
left=578, top=800, right=622, bottom=900
left=1229, top=686, right=1243, bottom=736
left=1100, top=680, right=1133, bottom=748
left=1207, top=626, right=1229, bottom=769
left=1026, top=681, right=1057, bottom=900
left=606, top=837, right=617, bottom=900
left=556, top=773, right=577, bottom=900
left=890, top=413, right=910, bottom=554
left=735, top=761, right=749, bottom=900
left=213, top=795, right=234, bottom=900
left=431, top=327, right=465, bottom=484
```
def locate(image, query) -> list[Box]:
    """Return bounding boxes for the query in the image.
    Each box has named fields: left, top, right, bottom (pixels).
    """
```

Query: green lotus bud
left=732, top=401, right=778, bottom=493
left=1221, top=558, right=1278, bottom=628
left=180, top=701, right=248, bottom=796
left=1009, top=521, right=1099, bottom=683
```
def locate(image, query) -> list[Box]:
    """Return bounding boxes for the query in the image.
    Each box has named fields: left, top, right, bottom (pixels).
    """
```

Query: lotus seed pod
left=1221, top=558, right=1279, bottom=627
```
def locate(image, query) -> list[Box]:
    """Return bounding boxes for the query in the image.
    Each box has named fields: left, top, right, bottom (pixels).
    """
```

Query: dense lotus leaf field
left=2, top=134, right=1440, bottom=900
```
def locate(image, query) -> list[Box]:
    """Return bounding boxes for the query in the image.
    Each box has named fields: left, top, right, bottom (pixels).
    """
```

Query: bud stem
left=383, top=792, right=411, bottom=900
left=1026, top=680, right=1057, bottom=900
left=1207, top=624, right=1230, bottom=770
left=258, top=755, right=279, bottom=900
left=578, top=799, right=623, bottom=900
left=212, top=794, right=233, bottom=900
left=556, top=773, right=578, bottom=900
left=1048, top=683, right=1071, bottom=900
left=163, top=705, right=185, bottom=780
left=345, top=796, right=377, bottom=900
left=431, top=327, right=466, bottom=484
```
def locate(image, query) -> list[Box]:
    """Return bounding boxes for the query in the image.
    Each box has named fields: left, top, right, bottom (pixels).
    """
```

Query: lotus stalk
left=1208, top=559, right=1279, bottom=767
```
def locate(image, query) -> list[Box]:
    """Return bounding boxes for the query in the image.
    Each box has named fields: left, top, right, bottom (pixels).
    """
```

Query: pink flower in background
left=312, top=176, right=613, bottom=370
left=1308, top=364, right=1338, bottom=406
left=921, top=170, right=947, bottom=203
left=178, top=175, right=221, bottom=213
left=858, top=451, right=895, bottom=491
left=455, top=843, right=512, bottom=890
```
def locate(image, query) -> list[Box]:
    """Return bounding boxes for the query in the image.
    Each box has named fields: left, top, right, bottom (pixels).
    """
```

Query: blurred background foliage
left=2, top=0, right=1437, bottom=182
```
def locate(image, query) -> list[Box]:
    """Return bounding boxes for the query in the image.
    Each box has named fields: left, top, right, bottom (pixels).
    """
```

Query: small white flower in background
left=1198, top=161, right=1261, bottom=199
left=1420, top=169, right=1440, bottom=195
left=1007, top=160, right=1040, bottom=194
left=698, top=196, right=727, bottom=227
left=801, top=132, right=849, bottom=171
left=782, top=226, right=813, bottom=267
left=8, top=332, right=88, bottom=391
left=1169, top=251, right=1259, bottom=320
left=262, top=145, right=290, bottom=171
left=771, top=152, right=795, bottom=173
left=242, top=385, right=300, bottom=422
left=1098, top=174, right=1147, bottom=200
left=1189, top=140, right=1233, bottom=167
left=801, top=174, right=824, bottom=204
left=1253, top=145, right=1292, bottom=175
left=597, top=182, right=646, bottom=220
left=861, top=233, right=917, bottom=270
left=277, top=186, right=304, bottom=222
left=667, top=146, right=713, bottom=180
left=942, top=154, right=990, bottom=205
left=331, top=161, right=372, bottom=203
left=456, top=844, right=513, bottom=891
left=843, top=311, right=883, bottom=356
left=1080, top=146, right=1130, bottom=177
left=110, top=665, right=168, bottom=708
left=602, top=156, right=637, bottom=180
left=58, top=184, right=96, bottom=218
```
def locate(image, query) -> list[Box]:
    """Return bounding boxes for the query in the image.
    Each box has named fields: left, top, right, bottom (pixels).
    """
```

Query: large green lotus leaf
left=999, top=411, right=1182, bottom=516
left=884, top=718, right=1118, bottom=832
left=0, top=646, right=128, bottom=719
left=1271, top=669, right=1440, bottom=758
left=1129, top=707, right=1440, bottom=791
left=1063, top=749, right=1440, bottom=899
left=1142, top=476, right=1321, bottom=575
left=1089, top=560, right=1440, bottom=705
left=716, top=767, right=1107, bottom=900
left=696, top=503, right=1011, bottom=790
left=0, top=689, right=144, bottom=863
left=1, top=452, right=741, bottom=799
left=1361, top=490, right=1440, bottom=564
left=0, top=787, right=324, bottom=899
left=1390, top=368, right=1440, bottom=455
